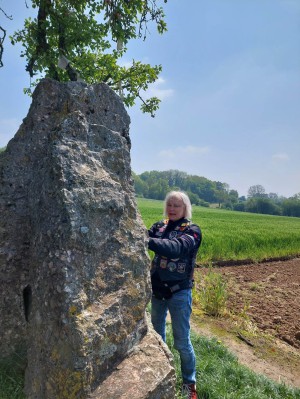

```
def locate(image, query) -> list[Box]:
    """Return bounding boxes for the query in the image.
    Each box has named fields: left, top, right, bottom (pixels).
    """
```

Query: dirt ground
left=193, top=257, right=300, bottom=389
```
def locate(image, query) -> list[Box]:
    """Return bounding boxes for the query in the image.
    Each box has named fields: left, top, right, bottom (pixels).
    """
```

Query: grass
left=137, top=197, right=300, bottom=264
left=4, top=332, right=300, bottom=399
left=140, top=197, right=300, bottom=397
left=0, top=352, right=26, bottom=399
left=193, top=266, right=227, bottom=317
left=5, top=301, right=299, bottom=399
left=2, top=197, right=300, bottom=397
left=167, top=325, right=300, bottom=399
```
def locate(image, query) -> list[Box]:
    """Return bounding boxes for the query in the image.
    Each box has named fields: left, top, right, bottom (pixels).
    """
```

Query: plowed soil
left=193, top=257, right=300, bottom=388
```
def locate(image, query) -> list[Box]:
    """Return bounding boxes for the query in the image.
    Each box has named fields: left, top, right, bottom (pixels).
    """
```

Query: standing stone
left=0, top=79, right=175, bottom=398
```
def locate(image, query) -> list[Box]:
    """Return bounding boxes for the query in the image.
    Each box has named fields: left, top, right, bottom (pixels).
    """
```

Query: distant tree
left=268, top=192, right=279, bottom=201
left=228, top=189, right=239, bottom=205
left=215, top=189, right=226, bottom=208
left=198, top=199, right=210, bottom=208
left=201, top=181, right=218, bottom=203
left=245, top=197, right=280, bottom=215
left=247, top=185, right=266, bottom=198
left=135, top=170, right=236, bottom=205
left=233, top=202, right=246, bottom=212
left=160, top=169, right=188, bottom=188
left=132, top=172, right=148, bottom=197
left=148, top=180, right=170, bottom=200
left=10, top=0, right=168, bottom=116
left=134, top=170, right=299, bottom=218
left=186, top=191, right=200, bottom=206
left=281, top=198, right=300, bottom=217
left=214, top=183, right=238, bottom=208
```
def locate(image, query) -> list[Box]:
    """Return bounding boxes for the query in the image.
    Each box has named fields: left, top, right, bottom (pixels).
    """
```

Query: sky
left=1, top=0, right=300, bottom=198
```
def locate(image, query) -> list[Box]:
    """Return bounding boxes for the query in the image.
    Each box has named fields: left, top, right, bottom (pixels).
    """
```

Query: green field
left=137, top=197, right=300, bottom=264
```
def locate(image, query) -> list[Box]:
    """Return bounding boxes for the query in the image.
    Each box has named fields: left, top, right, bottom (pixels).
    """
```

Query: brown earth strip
left=192, top=258, right=300, bottom=388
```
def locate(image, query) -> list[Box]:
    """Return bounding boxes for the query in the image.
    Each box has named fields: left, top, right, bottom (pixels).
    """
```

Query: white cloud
left=158, top=145, right=210, bottom=159
left=116, top=54, right=175, bottom=100
left=117, top=59, right=175, bottom=101
left=144, top=77, right=174, bottom=100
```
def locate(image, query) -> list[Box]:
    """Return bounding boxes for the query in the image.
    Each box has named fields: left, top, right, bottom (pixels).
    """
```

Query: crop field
left=137, top=197, right=300, bottom=264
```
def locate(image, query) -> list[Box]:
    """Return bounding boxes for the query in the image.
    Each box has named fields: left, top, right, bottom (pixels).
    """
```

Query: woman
left=148, top=191, right=202, bottom=399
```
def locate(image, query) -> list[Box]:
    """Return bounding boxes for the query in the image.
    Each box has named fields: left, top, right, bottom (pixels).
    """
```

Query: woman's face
left=166, top=197, right=186, bottom=221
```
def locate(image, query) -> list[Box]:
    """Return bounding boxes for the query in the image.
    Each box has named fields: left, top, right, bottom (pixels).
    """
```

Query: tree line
left=2, top=147, right=299, bottom=218
left=133, top=170, right=300, bottom=218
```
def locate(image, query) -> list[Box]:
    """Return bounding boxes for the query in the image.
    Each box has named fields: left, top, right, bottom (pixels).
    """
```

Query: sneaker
left=182, top=383, right=198, bottom=399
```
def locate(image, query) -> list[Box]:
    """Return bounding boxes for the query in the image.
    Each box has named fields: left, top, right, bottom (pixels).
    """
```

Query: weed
left=194, top=266, right=227, bottom=317
left=249, top=282, right=264, bottom=291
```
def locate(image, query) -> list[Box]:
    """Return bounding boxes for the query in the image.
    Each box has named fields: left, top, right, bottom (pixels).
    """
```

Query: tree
left=233, top=202, right=245, bottom=212
left=148, top=180, right=170, bottom=200
left=132, top=172, right=148, bottom=197
left=247, top=184, right=266, bottom=198
left=0, top=6, right=12, bottom=67
left=134, top=170, right=236, bottom=205
left=245, top=197, right=280, bottom=215
left=10, top=0, right=168, bottom=116
left=282, top=198, right=300, bottom=217
left=214, top=189, right=226, bottom=208
left=228, top=189, right=239, bottom=202
left=186, top=191, right=200, bottom=206
left=268, top=192, right=279, bottom=202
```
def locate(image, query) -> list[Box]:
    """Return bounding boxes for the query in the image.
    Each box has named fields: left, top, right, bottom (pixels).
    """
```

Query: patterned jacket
left=148, top=217, right=202, bottom=286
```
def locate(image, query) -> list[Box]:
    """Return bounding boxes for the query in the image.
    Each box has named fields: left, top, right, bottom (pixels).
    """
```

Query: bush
left=194, top=267, right=227, bottom=316
left=198, top=199, right=210, bottom=207
left=233, top=202, right=246, bottom=212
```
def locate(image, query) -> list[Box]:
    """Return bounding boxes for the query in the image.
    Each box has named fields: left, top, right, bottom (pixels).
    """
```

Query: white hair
left=163, top=191, right=192, bottom=219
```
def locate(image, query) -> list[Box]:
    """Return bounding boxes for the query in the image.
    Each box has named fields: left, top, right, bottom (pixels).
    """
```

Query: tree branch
left=0, top=7, right=13, bottom=20
left=0, top=6, right=13, bottom=68
left=26, top=0, right=53, bottom=77
left=0, top=26, right=5, bottom=68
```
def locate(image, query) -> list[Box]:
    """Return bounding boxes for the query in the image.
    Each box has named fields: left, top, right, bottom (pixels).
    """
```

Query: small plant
left=249, top=282, right=263, bottom=291
left=195, top=266, right=228, bottom=316
left=230, top=299, right=258, bottom=336
left=239, top=298, right=251, bottom=319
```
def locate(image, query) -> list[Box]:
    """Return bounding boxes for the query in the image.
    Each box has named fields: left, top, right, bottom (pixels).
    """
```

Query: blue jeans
left=151, top=289, right=196, bottom=384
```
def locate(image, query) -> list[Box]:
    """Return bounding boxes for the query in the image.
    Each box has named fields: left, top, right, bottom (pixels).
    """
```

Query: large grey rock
left=89, top=320, right=175, bottom=399
left=0, top=79, right=175, bottom=398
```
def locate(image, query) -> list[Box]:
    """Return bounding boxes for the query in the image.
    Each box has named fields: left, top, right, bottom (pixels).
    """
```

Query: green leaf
left=11, top=0, right=168, bottom=116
